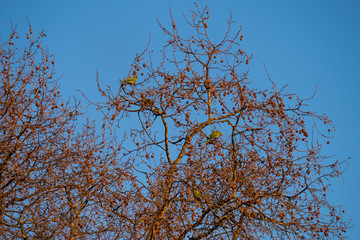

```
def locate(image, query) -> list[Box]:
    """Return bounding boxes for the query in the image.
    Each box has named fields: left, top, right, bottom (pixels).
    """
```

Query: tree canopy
left=0, top=5, right=350, bottom=240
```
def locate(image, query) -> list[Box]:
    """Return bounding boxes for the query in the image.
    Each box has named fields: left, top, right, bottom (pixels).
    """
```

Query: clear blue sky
left=1, top=0, right=359, bottom=237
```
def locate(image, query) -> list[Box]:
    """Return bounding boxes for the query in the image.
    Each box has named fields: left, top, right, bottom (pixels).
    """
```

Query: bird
left=205, top=130, right=222, bottom=144
left=144, top=98, right=153, bottom=106
left=122, top=75, right=137, bottom=85
left=192, top=186, right=201, bottom=201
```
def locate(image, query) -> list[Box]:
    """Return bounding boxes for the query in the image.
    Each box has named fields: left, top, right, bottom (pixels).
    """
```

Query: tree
left=95, top=4, right=350, bottom=240
left=0, top=25, right=125, bottom=239
left=0, top=5, right=350, bottom=240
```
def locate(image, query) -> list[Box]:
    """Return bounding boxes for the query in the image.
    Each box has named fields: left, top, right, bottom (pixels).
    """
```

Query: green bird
left=122, top=75, right=137, bottom=85
left=192, top=186, right=201, bottom=201
left=205, top=130, right=222, bottom=144
left=144, top=98, right=153, bottom=106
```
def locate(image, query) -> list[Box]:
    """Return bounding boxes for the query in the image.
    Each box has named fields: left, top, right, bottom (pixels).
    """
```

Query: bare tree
left=0, top=4, right=350, bottom=240
left=95, top=4, right=350, bottom=239
left=0, top=25, right=125, bottom=239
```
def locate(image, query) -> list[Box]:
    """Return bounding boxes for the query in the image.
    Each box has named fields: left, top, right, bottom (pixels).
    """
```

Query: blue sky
left=1, top=0, right=359, bottom=237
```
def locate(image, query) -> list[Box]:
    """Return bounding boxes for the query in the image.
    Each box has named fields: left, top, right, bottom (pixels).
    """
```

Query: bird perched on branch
left=144, top=98, right=153, bottom=106
left=192, top=186, right=201, bottom=201
left=121, top=75, right=137, bottom=85
left=192, top=186, right=204, bottom=209
left=205, top=130, right=222, bottom=144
